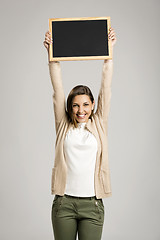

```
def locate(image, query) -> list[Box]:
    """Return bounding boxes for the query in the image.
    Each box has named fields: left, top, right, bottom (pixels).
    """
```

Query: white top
left=63, top=122, right=98, bottom=197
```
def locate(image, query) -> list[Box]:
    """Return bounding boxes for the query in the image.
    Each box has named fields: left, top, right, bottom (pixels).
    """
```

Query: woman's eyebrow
left=73, top=102, right=89, bottom=104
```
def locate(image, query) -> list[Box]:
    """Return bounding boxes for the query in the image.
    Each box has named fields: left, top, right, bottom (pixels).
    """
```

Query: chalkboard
left=49, top=17, right=112, bottom=61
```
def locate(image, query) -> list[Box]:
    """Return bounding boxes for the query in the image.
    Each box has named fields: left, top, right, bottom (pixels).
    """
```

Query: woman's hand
left=43, top=30, right=53, bottom=53
left=104, top=27, right=116, bottom=63
left=108, top=27, right=117, bottom=48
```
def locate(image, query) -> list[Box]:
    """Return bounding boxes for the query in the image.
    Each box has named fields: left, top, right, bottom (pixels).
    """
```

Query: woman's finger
left=45, top=33, right=52, bottom=41
left=109, top=29, right=115, bottom=35
left=109, top=27, right=114, bottom=33
left=46, top=32, right=52, bottom=38
left=43, top=38, right=53, bottom=48
left=108, top=28, right=114, bottom=35
left=110, top=32, right=116, bottom=38
left=45, top=31, right=51, bottom=37
left=45, top=38, right=53, bottom=46
left=45, top=36, right=53, bottom=44
left=108, top=28, right=116, bottom=39
left=43, top=41, right=49, bottom=49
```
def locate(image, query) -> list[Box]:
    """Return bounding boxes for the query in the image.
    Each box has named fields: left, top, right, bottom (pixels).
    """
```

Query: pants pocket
left=99, top=199, right=104, bottom=209
left=52, top=195, right=64, bottom=217
left=94, top=199, right=104, bottom=220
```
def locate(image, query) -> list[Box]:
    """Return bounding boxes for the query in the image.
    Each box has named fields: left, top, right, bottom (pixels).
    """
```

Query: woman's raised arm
left=44, top=31, right=66, bottom=132
left=95, top=27, right=117, bottom=134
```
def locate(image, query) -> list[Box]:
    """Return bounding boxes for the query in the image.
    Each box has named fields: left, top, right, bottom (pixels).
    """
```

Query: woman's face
left=72, top=95, right=95, bottom=123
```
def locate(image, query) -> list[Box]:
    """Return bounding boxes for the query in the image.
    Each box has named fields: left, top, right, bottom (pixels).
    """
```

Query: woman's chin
left=76, top=117, right=87, bottom=123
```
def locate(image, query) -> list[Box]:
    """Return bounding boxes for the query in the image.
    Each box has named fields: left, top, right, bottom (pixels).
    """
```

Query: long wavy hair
left=66, top=85, right=95, bottom=128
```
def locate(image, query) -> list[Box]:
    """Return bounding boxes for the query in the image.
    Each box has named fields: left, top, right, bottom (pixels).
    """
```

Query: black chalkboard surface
left=49, top=17, right=112, bottom=61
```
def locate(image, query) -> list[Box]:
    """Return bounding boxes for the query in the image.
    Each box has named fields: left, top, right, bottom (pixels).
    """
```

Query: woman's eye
left=73, top=104, right=89, bottom=107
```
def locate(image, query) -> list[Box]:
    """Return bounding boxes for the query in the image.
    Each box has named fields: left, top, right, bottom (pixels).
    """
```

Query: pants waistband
left=57, top=194, right=97, bottom=200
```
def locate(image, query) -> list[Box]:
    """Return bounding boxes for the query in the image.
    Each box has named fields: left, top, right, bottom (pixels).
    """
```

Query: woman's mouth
left=77, top=114, right=86, bottom=119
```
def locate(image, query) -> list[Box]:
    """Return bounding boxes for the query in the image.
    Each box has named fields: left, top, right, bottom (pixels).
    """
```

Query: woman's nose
left=78, top=106, right=84, bottom=113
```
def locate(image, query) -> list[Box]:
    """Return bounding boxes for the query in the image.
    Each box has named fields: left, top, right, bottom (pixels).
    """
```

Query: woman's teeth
left=77, top=114, right=86, bottom=118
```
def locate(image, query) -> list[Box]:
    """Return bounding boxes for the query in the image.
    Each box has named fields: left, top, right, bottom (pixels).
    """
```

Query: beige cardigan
left=48, top=60, right=113, bottom=199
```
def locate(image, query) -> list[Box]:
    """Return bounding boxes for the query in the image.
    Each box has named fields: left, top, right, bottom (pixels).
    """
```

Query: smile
left=77, top=114, right=86, bottom=118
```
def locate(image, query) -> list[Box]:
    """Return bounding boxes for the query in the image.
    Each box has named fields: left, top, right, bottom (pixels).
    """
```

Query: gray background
left=0, top=0, right=159, bottom=239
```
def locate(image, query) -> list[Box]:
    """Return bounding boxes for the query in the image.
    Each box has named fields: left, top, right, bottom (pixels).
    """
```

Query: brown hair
left=66, top=85, right=95, bottom=128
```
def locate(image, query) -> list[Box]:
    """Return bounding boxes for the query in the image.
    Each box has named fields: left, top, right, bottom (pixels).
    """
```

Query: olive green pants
left=51, top=194, right=104, bottom=240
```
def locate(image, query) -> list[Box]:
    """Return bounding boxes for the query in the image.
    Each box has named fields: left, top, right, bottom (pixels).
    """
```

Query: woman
left=43, top=27, right=116, bottom=240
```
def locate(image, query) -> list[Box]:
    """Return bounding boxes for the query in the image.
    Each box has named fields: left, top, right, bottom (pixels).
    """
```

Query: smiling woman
left=66, top=85, right=95, bottom=127
left=43, top=26, right=117, bottom=240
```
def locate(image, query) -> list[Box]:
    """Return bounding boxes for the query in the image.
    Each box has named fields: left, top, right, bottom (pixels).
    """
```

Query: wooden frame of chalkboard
left=49, top=16, right=112, bottom=61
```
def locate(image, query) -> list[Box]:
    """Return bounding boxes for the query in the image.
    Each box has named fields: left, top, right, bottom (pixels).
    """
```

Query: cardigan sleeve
left=95, top=60, right=113, bottom=133
left=48, top=61, right=66, bottom=131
